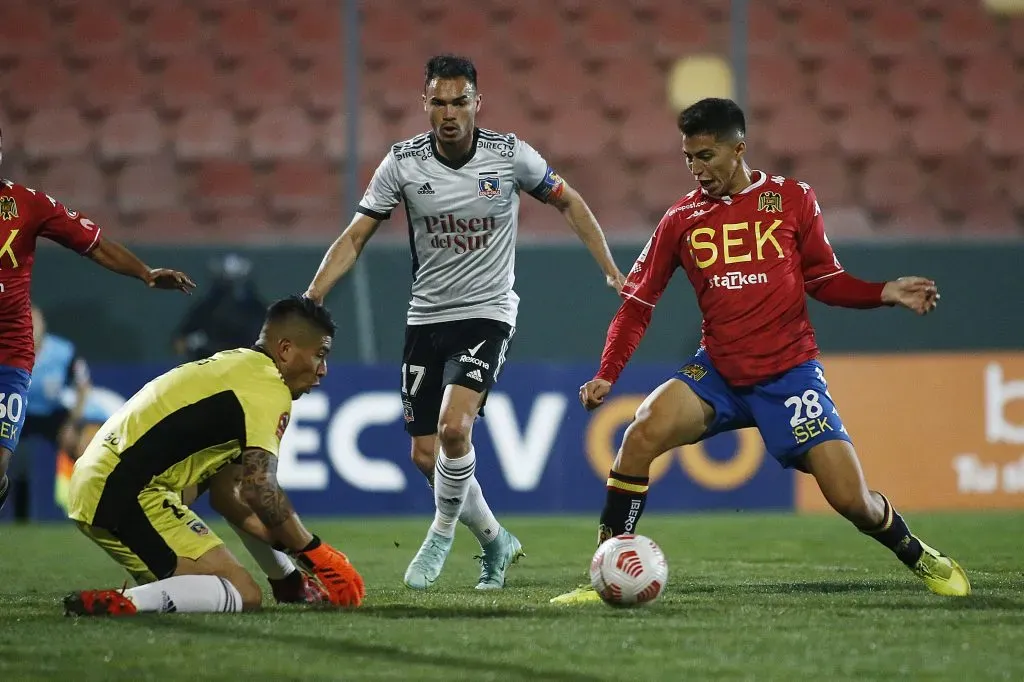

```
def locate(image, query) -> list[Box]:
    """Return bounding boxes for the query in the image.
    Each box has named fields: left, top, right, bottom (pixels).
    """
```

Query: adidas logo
left=416, top=182, right=435, bottom=195
left=467, top=368, right=483, bottom=382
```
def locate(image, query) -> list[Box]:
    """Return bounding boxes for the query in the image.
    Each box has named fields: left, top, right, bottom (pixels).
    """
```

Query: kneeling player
left=64, top=296, right=364, bottom=615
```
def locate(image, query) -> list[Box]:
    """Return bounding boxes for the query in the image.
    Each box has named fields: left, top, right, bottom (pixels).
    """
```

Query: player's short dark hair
left=424, top=54, right=477, bottom=91
left=264, top=295, right=336, bottom=338
left=677, top=98, right=746, bottom=141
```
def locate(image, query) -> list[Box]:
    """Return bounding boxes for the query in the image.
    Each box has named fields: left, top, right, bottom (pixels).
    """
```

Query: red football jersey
left=618, top=171, right=849, bottom=386
left=0, top=180, right=102, bottom=371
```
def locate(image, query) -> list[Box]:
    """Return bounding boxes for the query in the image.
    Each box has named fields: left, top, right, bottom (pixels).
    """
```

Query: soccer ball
left=589, top=534, right=668, bottom=607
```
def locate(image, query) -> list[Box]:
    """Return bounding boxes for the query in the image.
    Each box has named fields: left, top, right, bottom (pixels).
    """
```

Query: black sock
left=598, top=470, right=649, bottom=545
left=860, top=491, right=923, bottom=567
left=0, top=475, right=8, bottom=512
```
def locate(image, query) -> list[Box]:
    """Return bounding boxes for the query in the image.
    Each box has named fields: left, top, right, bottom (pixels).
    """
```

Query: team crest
left=188, top=520, right=210, bottom=536
left=0, top=196, right=17, bottom=221
left=477, top=176, right=501, bottom=199
left=758, top=191, right=782, bottom=213
left=276, top=412, right=290, bottom=440
left=402, top=399, right=415, bottom=423
left=680, top=364, right=708, bottom=381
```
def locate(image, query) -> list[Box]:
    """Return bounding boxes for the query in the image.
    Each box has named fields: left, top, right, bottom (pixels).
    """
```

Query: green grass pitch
left=1, top=511, right=1022, bottom=681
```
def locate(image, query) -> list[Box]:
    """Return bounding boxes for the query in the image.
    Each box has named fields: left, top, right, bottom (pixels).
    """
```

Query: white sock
left=229, top=522, right=295, bottom=580
left=125, top=575, right=243, bottom=613
left=430, top=447, right=476, bottom=538
left=460, top=475, right=501, bottom=546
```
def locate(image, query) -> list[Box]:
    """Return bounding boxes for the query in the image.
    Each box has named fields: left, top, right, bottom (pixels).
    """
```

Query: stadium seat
left=748, top=2, right=786, bottom=56
left=641, top=7, right=714, bottom=65
left=229, top=55, right=296, bottom=115
left=935, top=5, right=994, bottom=58
left=1009, top=16, right=1024, bottom=59
left=982, top=105, right=1024, bottom=158
left=543, top=107, right=616, bottom=165
left=578, top=7, right=637, bottom=65
left=908, top=106, right=977, bottom=157
left=116, top=158, right=180, bottom=214
left=837, top=107, right=903, bottom=158
left=286, top=0, right=343, bottom=60
left=249, top=107, right=316, bottom=160
left=595, top=60, right=665, bottom=118
left=5, top=56, right=74, bottom=116
left=861, top=156, right=925, bottom=212
left=885, top=55, right=951, bottom=113
left=157, top=55, right=223, bottom=114
left=132, top=209, right=204, bottom=243
left=65, top=5, right=128, bottom=62
left=616, top=109, right=681, bottom=166
left=420, top=7, right=493, bottom=60
left=793, top=6, right=856, bottom=58
left=635, top=155, right=692, bottom=221
left=360, top=8, right=419, bottom=69
left=863, top=7, right=925, bottom=58
left=818, top=206, right=876, bottom=240
left=23, top=109, right=91, bottom=160
left=40, top=158, right=107, bottom=212
left=195, top=160, right=258, bottom=210
left=322, top=111, right=389, bottom=162
left=175, top=108, right=240, bottom=160
left=504, top=11, right=572, bottom=66
left=960, top=202, right=1020, bottom=236
left=212, top=4, right=276, bottom=63
left=763, top=106, right=833, bottom=159
left=267, top=160, right=338, bottom=214
left=815, top=55, right=876, bottom=113
left=959, top=52, right=1017, bottom=113
left=747, top=54, right=805, bottom=118
left=927, top=154, right=998, bottom=214
left=881, top=204, right=949, bottom=237
left=139, top=5, right=202, bottom=62
left=78, top=59, right=148, bottom=115
left=97, top=109, right=164, bottom=162
left=520, top=57, right=592, bottom=118
left=302, top=54, right=347, bottom=116
left=0, top=6, right=51, bottom=59
left=790, top=156, right=855, bottom=208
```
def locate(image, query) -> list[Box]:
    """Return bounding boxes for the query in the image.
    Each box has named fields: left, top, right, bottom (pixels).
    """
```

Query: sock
left=430, top=447, right=476, bottom=538
left=229, top=522, right=295, bottom=580
left=0, top=475, right=8, bottom=512
left=598, top=469, right=650, bottom=545
left=860, top=491, right=924, bottom=567
left=125, top=575, right=243, bottom=613
left=459, top=475, right=501, bottom=546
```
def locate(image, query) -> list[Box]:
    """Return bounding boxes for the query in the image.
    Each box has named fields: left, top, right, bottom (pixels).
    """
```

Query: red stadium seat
left=793, top=6, right=855, bottom=59
left=982, top=105, right=1024, bottom=159
left=97, top=109, right=164, bottom=162
left=5, top=56, right=74, bottom=116
left=139, top=5, right=202, bottom=62
left=908, top=106, right=977, bottom=157
left=249, top=107, right=316, bottom=160
left=927, top=154, right=998, bottom=214
left=635, top=155, right=692, bottom=221
left=763, top=106, right=833, bottom=159
left=837, top=107, right=903, bottom=158
left=959, top=52, right=1017, bottom=113
left=578, top=7, right=637, bottom=65
left=861, top=156, right=925, bottom=212
left=40, top=158, right=107, bottom=212
left=195, top=160, right=257, bottom=210
left=366, top=60, right=425, bottom=120
left=815, top=55, right=877, bottom=113
left=595, top=60, right=665, bottom=118
left=748, top=54, right=806, bottom=118
left=78, top=59, right=149, bottom=115
left=322, top=111, right=390, bottom=162
left=520, top=57, right=591, bottom=118
left=116, top=158, right=180, bottom=214
left=420, top=7, right=493, bottom=61
left=229, top=55, right=297, bottom=115
left=885, top=55, right=950, bottom=113
left=960, top=202, right=1020, bottom=237
left=935, top=5, right=993, bottom=59
left=616, top=109, right=681, bottom=166
left=132, top=210, right=205, bottom=243
left=504, top=11, right=573, bottom=66
left=215, top=206, right=273, bottom=236
left=65, top=5, right=128, bottom=62
left=213, top=5, right=276, bottom=62
left=881, top=204, right=949, bottom=237
left=0, top=6, right=51, bottom=59
left=790, top=156, right=855, bottom=208
left=302, top=54, right=347, bottom=116
left=285, top=206, right=344, bottom=237
left=23, top=109, right=92, bottom=160
left=157, top=55, right=223, bottom=114
left=819, top=207, right=875, bottom=241
left=267, top=160, right=337, bottom=213
left=748, top=2, right=787, bottom=57
left=360, top=8, right=419, bottom=69
left=286, top=1, right=343, bottom=60
left=542, top=107, right=616, bottom=165
left=175, top=108, right=240, bottom=160
left=1009, top=16, right=1024, bottom=60
left=863, top=7, right=925, bottom=58
left=388, top=112, right=430, bottom=143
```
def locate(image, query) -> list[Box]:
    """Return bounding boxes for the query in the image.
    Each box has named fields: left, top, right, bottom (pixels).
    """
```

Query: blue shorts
left=0, top=365, right=30, bottom=453
left=674, top=349, right=852, bottom=469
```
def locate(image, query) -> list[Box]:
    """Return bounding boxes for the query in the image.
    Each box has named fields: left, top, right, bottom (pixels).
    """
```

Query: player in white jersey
left=305, top=55, right=625, bottom=590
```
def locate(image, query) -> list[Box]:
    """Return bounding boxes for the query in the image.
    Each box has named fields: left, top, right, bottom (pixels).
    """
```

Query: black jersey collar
left=430, top=128, right=480, bottom=170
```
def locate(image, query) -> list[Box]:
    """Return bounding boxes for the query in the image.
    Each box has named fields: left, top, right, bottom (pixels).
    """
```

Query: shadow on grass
left=140, top=618, right=601, bottom=682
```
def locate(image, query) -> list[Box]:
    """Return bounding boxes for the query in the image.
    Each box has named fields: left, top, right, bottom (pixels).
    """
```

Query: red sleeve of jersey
left=594, top=213, right=681, bottom=383
left=797, top=185, right=885, bottom=308
left=32, top=190, right=102, bottom=254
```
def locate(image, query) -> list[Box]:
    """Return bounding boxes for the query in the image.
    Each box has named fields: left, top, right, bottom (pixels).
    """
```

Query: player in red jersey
left=0, top=129, right=195, bottom=512
left=552, top=99, right=970, bottom=604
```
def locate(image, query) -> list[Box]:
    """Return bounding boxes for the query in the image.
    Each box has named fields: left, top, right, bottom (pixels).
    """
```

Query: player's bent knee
left=619, top=419, right=670, bottom=466
left=437, top=418, right=471, bottom=455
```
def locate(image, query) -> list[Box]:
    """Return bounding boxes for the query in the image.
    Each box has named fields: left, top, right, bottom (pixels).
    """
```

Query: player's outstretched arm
left=238, top=447, right=365, bottom=607
left=304, top=213, right=381, bottom=304
left=547, top=184, right=626, bottom=292
left=87, top=238, right=195, bottom=293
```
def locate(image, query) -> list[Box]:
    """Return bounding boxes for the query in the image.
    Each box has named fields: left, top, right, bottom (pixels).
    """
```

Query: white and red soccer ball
left=589, top=534, right=668, bottom=607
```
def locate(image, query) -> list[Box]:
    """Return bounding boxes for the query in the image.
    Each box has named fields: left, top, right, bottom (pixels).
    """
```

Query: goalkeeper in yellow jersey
left=64, top=296, right=364, bottom=615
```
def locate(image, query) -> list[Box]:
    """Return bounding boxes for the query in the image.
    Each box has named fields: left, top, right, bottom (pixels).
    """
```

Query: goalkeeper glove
left=294, top=536, right=365, bottom=608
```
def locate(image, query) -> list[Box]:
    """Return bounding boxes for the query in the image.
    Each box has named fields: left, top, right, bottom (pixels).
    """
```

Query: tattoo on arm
left=239, top=448, right=294, bottom=528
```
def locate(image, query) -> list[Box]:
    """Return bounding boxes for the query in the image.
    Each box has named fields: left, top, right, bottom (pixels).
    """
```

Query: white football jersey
left=357, top=128, right=564, bottom=326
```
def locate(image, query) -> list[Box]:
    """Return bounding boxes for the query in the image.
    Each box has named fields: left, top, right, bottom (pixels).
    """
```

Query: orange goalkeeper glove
left=294, top=536, right=365, bottom=608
